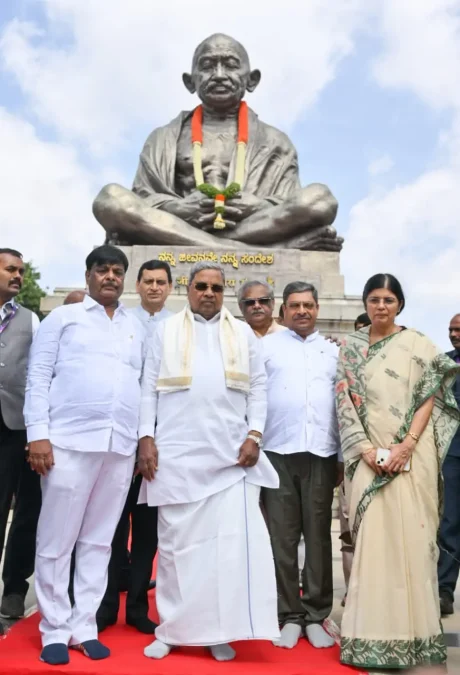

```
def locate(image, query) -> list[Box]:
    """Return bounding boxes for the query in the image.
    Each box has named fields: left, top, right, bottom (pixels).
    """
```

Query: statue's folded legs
left=94, top=183, right=343, bottom=252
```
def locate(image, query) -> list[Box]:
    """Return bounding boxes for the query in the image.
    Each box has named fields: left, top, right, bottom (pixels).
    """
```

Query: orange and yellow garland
left=191, top=101, right=248, bottom=229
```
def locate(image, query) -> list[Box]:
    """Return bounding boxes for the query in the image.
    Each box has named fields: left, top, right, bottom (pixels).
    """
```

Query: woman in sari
left=336, top=273, right=460, bottom=670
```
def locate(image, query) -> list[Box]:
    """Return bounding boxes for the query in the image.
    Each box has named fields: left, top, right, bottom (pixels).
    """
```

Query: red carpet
left=0, top=595, right=366, bottom=675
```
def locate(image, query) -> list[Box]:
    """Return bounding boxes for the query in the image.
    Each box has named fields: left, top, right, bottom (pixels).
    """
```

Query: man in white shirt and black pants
left=24, top=246, right=145, bottom=666
left=262, top=281, right=343, bottom=651
left=97, top=259, right=173, bottom=634
left=0, top=249, right=40, bottom=627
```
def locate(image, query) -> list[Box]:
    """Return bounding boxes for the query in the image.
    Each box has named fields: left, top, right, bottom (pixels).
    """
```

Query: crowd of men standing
left=0, top=244, right=459, bottom=669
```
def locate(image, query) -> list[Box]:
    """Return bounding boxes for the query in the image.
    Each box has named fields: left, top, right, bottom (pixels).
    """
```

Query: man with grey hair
left=261, top=281, right=343, bottom=651
left=238, top=280, right=286, bottom=338
left=137, top=261, right=279, bottom=661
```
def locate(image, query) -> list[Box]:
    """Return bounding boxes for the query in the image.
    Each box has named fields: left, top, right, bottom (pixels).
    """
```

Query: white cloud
left=343, top=0, right=460, bottom=348
left=368, top=154, right=394, bottom=176
left=0, top=107, right=102, bottom=289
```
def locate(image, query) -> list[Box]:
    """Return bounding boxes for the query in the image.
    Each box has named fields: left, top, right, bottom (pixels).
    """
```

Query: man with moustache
left=0, top=249, right=40, bottom=623
left=238, top=280, right=286, bottom=338
left=97, top=259, right=173, bottom=634
left=137, top=261, right=279, bottom=661
left=438, top=313, right=460, bottom=615
left=262, top=282, right=342, bottom=650
left=24, top=245, right=145, bottom=666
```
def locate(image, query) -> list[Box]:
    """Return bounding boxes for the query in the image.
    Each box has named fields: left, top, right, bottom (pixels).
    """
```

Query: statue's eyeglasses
left=241, top=297, right=272, bottom=307
left=194, top=282, right=224, bottom=294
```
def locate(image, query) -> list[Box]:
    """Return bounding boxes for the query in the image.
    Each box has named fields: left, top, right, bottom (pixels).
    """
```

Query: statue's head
left=183, top=34, right=261, bottom=110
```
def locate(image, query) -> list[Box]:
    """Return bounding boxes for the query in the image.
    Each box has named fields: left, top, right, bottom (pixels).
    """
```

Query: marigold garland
left=191, top=102, right=248, bottom=229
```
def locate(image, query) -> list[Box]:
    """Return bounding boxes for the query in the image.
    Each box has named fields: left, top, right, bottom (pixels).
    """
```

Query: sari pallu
left=336, top=327, right=460, bottom=670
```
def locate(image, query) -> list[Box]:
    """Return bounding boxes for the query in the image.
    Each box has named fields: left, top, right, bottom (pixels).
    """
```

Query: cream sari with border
left=336, top=327, right=460, bottom=670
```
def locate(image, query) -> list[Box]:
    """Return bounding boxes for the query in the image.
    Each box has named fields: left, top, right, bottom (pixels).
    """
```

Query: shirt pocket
left=124, top=332, right=143, bottom=371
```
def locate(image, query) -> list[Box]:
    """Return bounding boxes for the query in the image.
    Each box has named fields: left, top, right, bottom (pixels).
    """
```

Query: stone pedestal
left=42, top=245, right=362, bottom=337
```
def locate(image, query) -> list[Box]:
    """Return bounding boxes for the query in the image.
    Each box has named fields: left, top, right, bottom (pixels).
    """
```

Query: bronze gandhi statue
left=93, top=34, right=343, bottom=251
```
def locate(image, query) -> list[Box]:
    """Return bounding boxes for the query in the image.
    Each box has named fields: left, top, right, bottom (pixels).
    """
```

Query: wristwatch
left=247, top=433, right=262, bottom=447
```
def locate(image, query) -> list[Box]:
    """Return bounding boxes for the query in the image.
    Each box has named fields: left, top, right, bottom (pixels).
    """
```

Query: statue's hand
left=162, top=191, right=215, bottom=225
left=226, top=192, right=265, bottom=222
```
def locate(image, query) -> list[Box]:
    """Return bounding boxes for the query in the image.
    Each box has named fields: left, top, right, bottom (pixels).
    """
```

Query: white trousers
left=155, top=478, right=280, bottom=646
left=35, top=447, right=135, bottom=647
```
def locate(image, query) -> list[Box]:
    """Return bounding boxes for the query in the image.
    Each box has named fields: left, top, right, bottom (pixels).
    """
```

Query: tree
left=16, top=262, right=46, bottom=318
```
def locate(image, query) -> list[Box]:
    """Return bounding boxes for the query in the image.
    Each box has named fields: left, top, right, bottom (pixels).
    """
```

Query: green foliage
left=16, top=262, right=46, bottom=318
left=197, top=182, right=241, bottom=199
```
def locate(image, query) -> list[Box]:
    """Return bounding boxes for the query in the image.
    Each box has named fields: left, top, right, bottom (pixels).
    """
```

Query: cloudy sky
left=0, top=0, right=458, bottom=347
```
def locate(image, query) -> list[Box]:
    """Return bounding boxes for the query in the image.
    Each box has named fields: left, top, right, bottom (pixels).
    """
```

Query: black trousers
left=0, top=406, right=41, bottom=598
left=97, top=474, right=158, bottom=622
left=262, top=451, right=336, bottom=627
left=438, top=453, right=460, bottom=601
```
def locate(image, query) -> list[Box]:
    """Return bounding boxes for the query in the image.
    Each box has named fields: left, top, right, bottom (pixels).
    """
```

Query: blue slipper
left=40, top=643, right=70, bottom=665
left=71, top=639, right=110, bottom=660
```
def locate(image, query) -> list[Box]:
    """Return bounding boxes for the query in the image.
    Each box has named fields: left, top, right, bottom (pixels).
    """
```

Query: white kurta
left=138, top=313, right=279, bottom=506
left=138, top=311, right=279, bottom=645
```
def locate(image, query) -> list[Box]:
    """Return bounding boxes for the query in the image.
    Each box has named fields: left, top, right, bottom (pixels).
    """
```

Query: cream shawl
left=156, top=306, right=250, bottom=394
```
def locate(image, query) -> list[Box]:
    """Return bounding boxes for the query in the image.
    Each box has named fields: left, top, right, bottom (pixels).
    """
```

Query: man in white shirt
left=97, top=259, right=173, bottom=634
left=262, top=281, right=343, bottom=651
left=24, top=245, right=145, bottom=666
left=131, top=259, right=174, bottom=328
left=137, top=261, right=280, bottom=662
left=238, top=280, right=286, bottom=338
left=0, top=249, right=40, bottom=626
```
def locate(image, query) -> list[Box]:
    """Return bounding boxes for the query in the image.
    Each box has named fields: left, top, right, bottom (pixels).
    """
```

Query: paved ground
left=1, top=516, right=460, bottom=672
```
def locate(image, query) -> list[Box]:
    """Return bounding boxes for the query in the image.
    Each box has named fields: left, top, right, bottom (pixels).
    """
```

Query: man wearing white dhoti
left=137, top=261, right=280, bottom=662
left=24, top=246, right=145, bottom=666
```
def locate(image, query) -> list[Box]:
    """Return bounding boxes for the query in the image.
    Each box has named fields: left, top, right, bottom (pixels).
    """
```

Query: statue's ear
left=182, top=73, right=196, bottom=94
left=246, top=69, right=261, bottom=93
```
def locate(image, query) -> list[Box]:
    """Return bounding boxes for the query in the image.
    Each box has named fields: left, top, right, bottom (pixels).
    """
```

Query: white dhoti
left=35, top=446, right=135, bottom=647
left=155, top=478, right=280, bottom=646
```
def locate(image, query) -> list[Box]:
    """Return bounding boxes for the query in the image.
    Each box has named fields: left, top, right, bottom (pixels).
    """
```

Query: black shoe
left=96, top=614, right=117, bottom=632
left=40, top=644, right=70, bottom=665
left=440, top=594, right=454, bottom=616
left=126, top=615, right=158, bottom=634
left=0, top=594, right=25, bottom=619
left=71, top=640, right=110, bottom=660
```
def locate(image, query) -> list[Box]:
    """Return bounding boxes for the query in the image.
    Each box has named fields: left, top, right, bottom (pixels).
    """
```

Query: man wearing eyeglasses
left=136, top=260, right=280, bottom=662
left=261, top=281, right=343, bottom=651
left=238, top=281, right=286, bottom=338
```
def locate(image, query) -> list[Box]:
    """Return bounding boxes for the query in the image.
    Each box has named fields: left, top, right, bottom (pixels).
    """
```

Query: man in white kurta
left=24, top=246, right=145, bottom=666
left=137, top=261, right=280, bottom=662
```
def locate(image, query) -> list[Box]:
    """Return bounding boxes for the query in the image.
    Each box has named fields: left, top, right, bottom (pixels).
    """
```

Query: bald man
left=63, top=290, right=86, bottom=305
left=438, top=314, right=460, bottom=616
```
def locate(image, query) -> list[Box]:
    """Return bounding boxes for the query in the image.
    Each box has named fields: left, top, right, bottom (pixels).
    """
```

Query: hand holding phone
left=376, top=447, right=411, bottom=472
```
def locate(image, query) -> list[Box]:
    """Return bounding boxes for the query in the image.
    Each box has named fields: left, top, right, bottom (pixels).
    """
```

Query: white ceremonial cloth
left=138, top=313, right=279, bottom=506
left=24, top=294, right=144, bottom=455
left=263, top=329, right=342, bottom=460
left=155, top=478, right=280, bottom=645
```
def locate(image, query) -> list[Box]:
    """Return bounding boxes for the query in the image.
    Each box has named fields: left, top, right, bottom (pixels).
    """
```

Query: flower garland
left=191, top=101, right=248, bottom=229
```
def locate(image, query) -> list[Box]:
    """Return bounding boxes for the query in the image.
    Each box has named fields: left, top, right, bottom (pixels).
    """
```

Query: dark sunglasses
left=194, top=282, right=225, bottom=293
left=241, top=296, right=272, bottom=307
